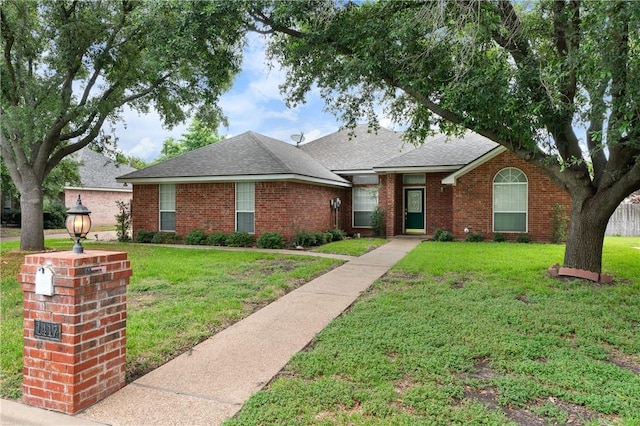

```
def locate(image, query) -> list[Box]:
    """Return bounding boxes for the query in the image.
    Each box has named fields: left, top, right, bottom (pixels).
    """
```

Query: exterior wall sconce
left=66, top=195, right=92, bottom=254
left=330, top=197, right=341, bottom=229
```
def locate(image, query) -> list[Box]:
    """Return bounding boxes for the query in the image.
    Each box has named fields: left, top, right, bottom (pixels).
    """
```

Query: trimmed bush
left=434, top=228, right=455, bottom=242
left=184, top=229, right=207, bottom=245
left=256, top=232, right=286, bottom=249
left=516, top=234, right=532, bottom=243
left=493, top=233, right=506, bottom=242
left=151, top=232, right=181, bottom=244
left=206, top=232, right=228, bottom=246
left=295, top=230, right=315, bottom=247
left=226, top=232, right=254, bottom=247
left=327, top=228, right=346, bottom=241
left=466, top=232, right=485, bottom=242
left=135, top=230, right=155, bottom=243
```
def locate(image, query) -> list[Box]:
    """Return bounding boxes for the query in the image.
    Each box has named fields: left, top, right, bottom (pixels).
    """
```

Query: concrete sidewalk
left=1, top=238, right=420, bottom=426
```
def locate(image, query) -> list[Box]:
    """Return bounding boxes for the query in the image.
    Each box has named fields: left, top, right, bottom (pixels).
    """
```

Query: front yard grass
left=0, top=239, right=344, bottom=398
left=225, top=237, right=640, bottom=425
left=312, top=237, right=387, bottom=256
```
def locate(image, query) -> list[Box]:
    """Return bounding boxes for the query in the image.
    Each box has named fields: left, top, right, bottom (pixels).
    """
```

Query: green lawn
left=0, top=238, right=345, bottom=399
left=312, top=237, right=387, bottom=256
left=225, top=237, right=640, bottom=426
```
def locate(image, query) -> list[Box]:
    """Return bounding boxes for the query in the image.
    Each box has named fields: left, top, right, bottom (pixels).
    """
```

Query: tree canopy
left=155, top=118, right=224, bottom=163
left=1, top=0, right=248, bottom=250
left=252, top=0, right=640, bottom=273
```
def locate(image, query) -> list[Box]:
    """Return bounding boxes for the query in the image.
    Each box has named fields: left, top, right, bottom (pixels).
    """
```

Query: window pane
left=494, top=184, right=526, bottom=211
left=354, top=211, right=373, bottom=227
left=237, top=212, right=254, bottom=233
left=160, top=212, right=175, bottom=232
left=236, top=182, right=254, bottom=211
left=353, top=175, right=379, bottom=184
left=494, top=213, right=526, bottom=232
left=403, top=174, right=426, bottom=184
left=159, top=184, right=175, bottom=210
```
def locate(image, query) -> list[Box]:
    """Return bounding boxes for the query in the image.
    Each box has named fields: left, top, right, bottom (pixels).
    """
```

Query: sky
left=117, top=34, right=382, bottom=163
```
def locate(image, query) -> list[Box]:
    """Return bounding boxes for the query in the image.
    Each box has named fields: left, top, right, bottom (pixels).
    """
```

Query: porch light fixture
left=66, top=195, right=92, bottom=254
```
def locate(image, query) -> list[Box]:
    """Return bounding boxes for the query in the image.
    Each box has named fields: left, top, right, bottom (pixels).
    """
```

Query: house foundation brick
left=19, top=250, right=132, bottom=414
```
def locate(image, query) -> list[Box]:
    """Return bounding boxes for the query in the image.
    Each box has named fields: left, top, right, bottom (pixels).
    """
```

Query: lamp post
left=66, top=195, right=92, bottom=254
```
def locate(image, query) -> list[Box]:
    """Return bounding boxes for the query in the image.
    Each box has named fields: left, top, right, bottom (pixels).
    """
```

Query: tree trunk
left=19, top=185, right=45, bottom=251
left=563, top=192, right=618, bottom=274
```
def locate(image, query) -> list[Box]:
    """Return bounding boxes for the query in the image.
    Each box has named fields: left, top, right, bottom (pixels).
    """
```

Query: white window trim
left=158, top=184, right=176, bottom=232
left=235, top=182, right=255, bottom=234
left=492, top=168, right=528, bottom=233
left=352, top=186, right=379, bottom=229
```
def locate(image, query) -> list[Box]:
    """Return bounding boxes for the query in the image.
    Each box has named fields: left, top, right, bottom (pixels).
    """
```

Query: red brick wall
left=426, top=173, right=453, bottom=234
left=452, top=151, right=571, bottom=242
left=131, top=185, right=158, bottom=233
left=65, top=190, right=132, bottom=227
left=132, top=181, right=345, bottom=242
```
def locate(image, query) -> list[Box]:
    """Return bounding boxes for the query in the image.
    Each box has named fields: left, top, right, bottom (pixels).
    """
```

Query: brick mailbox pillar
left=19, top=250, right=132, bottom=414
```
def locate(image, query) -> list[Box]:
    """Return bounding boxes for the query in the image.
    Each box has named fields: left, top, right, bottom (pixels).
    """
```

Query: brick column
left=19, top=250, right=132, bottom=414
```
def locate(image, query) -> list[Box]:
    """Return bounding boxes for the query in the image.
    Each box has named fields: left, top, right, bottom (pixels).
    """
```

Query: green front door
left=404, top=188, right=425, bottom=233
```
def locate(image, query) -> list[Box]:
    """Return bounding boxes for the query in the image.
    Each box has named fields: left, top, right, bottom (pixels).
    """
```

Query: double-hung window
left=353, top=186, right=379, bottom=228
left=236, top=182, right=255, bottom=233
left=159, top=184, right=176, bottom=232
left=493, top=168, right=527, bottom=232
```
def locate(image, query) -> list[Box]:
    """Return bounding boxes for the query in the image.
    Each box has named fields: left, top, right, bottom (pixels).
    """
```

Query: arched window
left=493, top=168, right=527, bottom=232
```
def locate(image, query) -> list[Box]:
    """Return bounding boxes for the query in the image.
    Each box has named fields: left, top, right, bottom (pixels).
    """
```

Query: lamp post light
left=66, top=195, right=92, bottom=254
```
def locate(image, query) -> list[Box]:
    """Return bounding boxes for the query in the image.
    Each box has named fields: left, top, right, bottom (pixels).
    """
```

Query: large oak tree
left=1, top=0, right=247, bottom=250
left=251, top=0, right=640, bottom=273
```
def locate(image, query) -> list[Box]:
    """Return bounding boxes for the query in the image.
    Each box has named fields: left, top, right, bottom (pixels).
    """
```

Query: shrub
left=493, top=233, right=506, bottom=242
left=184, top=229, right=207, bottom=245
left=151, top=232, right=181, bottom=244
left=256, top=232, right=286, bottom=249
left=370, top=206, right=386, bottom=237
left=135, top=230, right=155, bottom=243
left=313, top=231, right=327, bottom=245
left=295, top=230, right=315, bottom=247
left=43, top=201, right=67, bottom=229
left=115, top=201, right=131, bottom=242
left=434, top=228, right=455, bottom=242
left=327, top=228, right=346, bottom=241
left=516, top=234, right=532, bottom=243
left=206, top=232, right=228, bottom=246
left=466, top=232, right=484, bottom=242
left=226, top=232, right=254, bottom=247
left=552, top=204, right=569, bottom=243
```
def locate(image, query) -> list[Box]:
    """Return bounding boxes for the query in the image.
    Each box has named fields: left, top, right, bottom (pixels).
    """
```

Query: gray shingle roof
left=300, top=125, right=415, bottom=172
left=117, top=132, right=350, bottom=186
left=375, top=132, right=499, bottom=170
left=72, top=148, right=136, bottom=190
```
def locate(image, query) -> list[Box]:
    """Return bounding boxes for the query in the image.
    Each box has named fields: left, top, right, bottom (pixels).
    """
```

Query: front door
left=404, top=188, right=425, bottom=233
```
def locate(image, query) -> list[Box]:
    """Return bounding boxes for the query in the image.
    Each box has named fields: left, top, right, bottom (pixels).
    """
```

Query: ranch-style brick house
left=117, top=125, right=571, bottom=242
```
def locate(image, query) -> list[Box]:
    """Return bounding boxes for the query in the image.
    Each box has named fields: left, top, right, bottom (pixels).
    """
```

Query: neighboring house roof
left=374, top=132, right=499, bottom=173
left=300, top=125, right=414, bottom=174
left=67, top=148, right=135, bottom=192
left=117, top=131, right=351, bottom=187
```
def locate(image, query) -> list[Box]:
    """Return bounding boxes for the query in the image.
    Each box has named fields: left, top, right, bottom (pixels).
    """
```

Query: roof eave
left=442, top=146, right=508, bottom=185
left=117, top=174, right=352, bottom=188
left=373, top=165, right=462, bottom=174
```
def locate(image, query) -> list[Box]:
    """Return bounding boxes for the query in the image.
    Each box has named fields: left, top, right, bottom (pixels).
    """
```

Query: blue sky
left=116, top=35, right=363, bottom=162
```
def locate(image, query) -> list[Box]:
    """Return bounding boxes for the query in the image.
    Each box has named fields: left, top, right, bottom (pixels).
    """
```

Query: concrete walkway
left=1, top=238, right=420, bottom=426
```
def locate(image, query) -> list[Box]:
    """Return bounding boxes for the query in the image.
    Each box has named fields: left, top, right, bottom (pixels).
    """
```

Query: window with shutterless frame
left=235, top=182, right=255, bottom=233
left=159, top=184, right=176, bottom=232
left=353, top=186, right=379, bottom=228
left=493, top=168, right=528, bottom=232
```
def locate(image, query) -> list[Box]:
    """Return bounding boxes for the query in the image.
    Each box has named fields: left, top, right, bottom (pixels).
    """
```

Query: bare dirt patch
left=607, top=347, right=640, bottom=375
